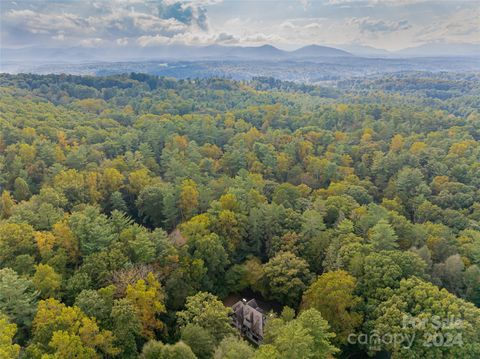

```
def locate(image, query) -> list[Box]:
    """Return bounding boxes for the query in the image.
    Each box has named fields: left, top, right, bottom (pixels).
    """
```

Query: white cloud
left=242, top=33, right=285, bottom=44
left=80, top=37, right=103, bottom=47
left=349, top=17, right=411, bottom=33
left=116, top=37, right=129, bottom=45
left=281, top=21, right=296, bottom=30
left=7, top=9, right=90, bottom=35
left=215, top=32, right=239, bottom=44
left=52, top=31, right=66, bottom=41
left=298, top=0, right=310, bottom=10
left=415, top=8, right=480, bottom=44
left=327, top=0, right=429, bottom=5
left=1, top=0, right=478, bottom=51
left=3, top=0, right=212, bottom=47
left=137, top=34, right=171, bottom=46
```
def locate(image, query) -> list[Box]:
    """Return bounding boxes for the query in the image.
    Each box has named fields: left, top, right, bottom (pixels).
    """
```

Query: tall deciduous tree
left=213, top=336, right=254, bottom=359
left=373, top=277, right=480, bottom=358
left=179, top=179, right=199, bottom=220
left=0, top=313, right=20, bottom=359
left=111, top=298, right=142, bottom=358
left=125, top=272, right=165, bottom=339
left=32, top=264, right=61, bottom=299
left=181, top=323, right=215, bottom=359
left=261, top=308, right=338, bottom=359
left=29, top=298, right=119, bottom=357
left=177, top=292, right=234, bottom=344
left=140, top=340, right=196, bottom=359
left=302, top=270, right=363, bottom=343
left=262, top=251, right=312, bottom=307
left=13, top=177, right=31, bottom=201
left=0, top=223, right=36, bottom=268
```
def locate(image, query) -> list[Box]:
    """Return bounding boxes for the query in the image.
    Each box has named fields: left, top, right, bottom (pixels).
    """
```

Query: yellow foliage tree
left=410, top=141, right=426, bottom=155
left=86, top=172, right=101, bottom=204
left=18, top=143, right=36, bottom=163
left=31, top=298, right=119, bottom=357
left=101, top=167, right=124, bottom=194
left=52, top=221, right=79, bottom=264
left=125, top=273, right=166, bottom=339
left=389, top=134, right=404, bottom=152
left=35, top=232, right=56, bottom=260
left=0, top=191, right=15, bottom=219
left=41, top=330, right=97, bottom=358
left=0, top=314, right=20, bottom=359
left=32, top=264, right=61, bottom=299
left=179, top=179, right=199, bottom=220
left=127, top=169, right=152, bottom=195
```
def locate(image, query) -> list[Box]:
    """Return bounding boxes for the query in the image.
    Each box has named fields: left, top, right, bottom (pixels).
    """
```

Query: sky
left=1, top=0, right=479, bottom=51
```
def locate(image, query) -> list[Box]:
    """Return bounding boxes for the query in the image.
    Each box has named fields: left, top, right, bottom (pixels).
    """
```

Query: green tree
left=213, top=335, right=254, bottom=359
left=395, top=167, right=430, bottom=215
left=262, top=251, right=312, bottom=306
left=301, top=209, right=326, bottom=240
left=32, top=264, right=61, bottom=299
left=181, top=323, right=215, bottom=359
left=0, top=223, right=36, bottom=268
left=13, top=177, right=31, bottom=201
left=68, top=206, right=116, bottom=255
left=432, top=254, right=465, bottom=297
left=0, top=191, right=15, bottom=219
left=109, top=191, right=128, bottom=213
left=272, top=183, right=302, bottom=209
left=140, top=340, right=196, bottom=359
left=465, top=265, right=480, bottom=306
left=177, top=292, right=235, bottom=344
left=136, top=184, right=166, bottom=228
left=0, top=268, right=38, bottom=329
left=190, top=233, right=229, bottom=292
left=111, top=298, right=142, bottom=358
left=302, top=270, right=363, bottom=344
left=361, top=250, right=428, bottom=301
left=372, top=277, right=480, bottom=358
left=74, top=285, right=115, bottom=324
left=261, top=308, right=338, bottom=359
left=368, top=219, right=399, bottom=251
left=253, top=345, right=281, bottom=359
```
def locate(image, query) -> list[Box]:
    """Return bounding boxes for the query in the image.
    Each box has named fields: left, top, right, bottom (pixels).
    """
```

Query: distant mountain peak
left=291, top=44, right=353, bottom=57
left=2, top=43, right=355, bottom=64
left=395, top=42, right=480, bottom=57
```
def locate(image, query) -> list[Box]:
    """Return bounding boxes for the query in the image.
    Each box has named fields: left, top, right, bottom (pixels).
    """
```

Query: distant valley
left=2, top=43, right=479, bottom=84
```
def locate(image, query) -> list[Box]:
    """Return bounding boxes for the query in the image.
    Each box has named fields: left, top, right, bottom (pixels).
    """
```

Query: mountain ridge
left=2, top=43, right=354, bottom=64
left=3, top=42, right=479, bottom=66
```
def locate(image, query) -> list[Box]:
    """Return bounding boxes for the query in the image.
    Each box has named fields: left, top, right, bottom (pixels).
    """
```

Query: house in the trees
left=230, top=298, right=267, bottom=345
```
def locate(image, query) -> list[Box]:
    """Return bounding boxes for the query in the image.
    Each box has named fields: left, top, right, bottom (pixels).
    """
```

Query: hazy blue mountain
left=395, top=42, right=480, bottom=57
left=3, top=42, right=479, bottom=69
left=291, top=44, right=352, bottom=58
left=337, top=44, right=392, bottom=57
left=226, top=44, right=287, bottom=59
left=2, top=44, right=353, bottom=64
left=2, top=46, right=103, bottom=63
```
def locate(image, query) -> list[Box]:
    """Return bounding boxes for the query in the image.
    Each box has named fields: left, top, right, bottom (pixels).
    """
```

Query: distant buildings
left=230, top=298, right=267, bottom=345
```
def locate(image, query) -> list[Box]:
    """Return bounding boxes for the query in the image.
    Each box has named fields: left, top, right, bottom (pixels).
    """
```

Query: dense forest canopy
left=0, top=73, right=479, bottom=358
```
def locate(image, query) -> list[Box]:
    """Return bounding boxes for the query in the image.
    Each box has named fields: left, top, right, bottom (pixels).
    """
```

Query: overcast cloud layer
left=1, top=0, right=479, bottom=51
